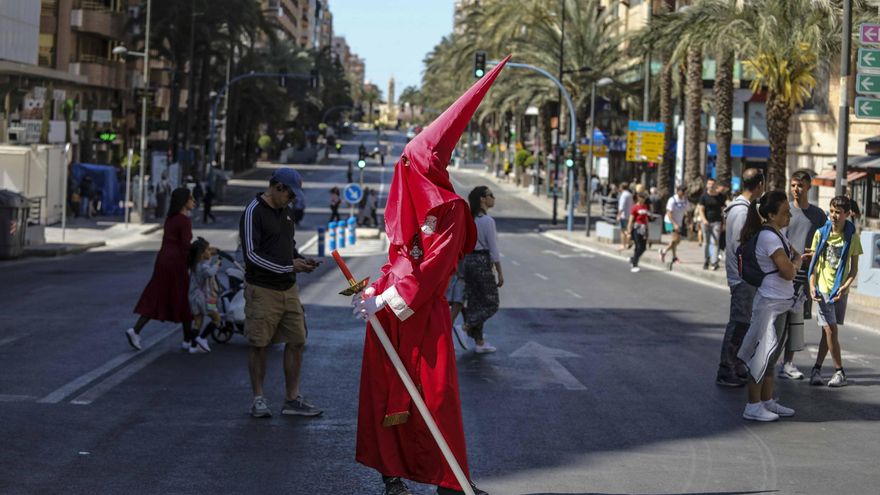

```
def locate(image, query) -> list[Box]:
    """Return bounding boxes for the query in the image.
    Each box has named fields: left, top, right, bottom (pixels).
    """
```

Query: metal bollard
left=337, top=220, right=346, bottom=248
left=347, top=216, right=357, bottom=246
left=317, top=227, right=326, bottom=257
left=328, top=222, right=337, bottom=251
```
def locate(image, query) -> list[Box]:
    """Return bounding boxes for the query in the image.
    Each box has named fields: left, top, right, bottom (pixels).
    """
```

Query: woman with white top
left=462, top=186, right=504, bottom=353
left=737, top=191, right=810, bottom=422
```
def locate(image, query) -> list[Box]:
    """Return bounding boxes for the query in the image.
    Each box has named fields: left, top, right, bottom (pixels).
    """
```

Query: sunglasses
left=485, top=193, right=495, bottom=198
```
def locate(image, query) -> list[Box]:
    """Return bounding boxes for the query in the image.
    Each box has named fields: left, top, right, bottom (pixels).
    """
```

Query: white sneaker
left=779, top=362, right=804, bottom=380
left=743, top=402, right=779, bottom=422
left=452, top=324, right=470, bottom=350
left=474, top=342, right=497, bottom=354
left=188, top=345, right=207, bottom=354
left=762, top=399, right=795, bottom=417
left=630, top=266, right=641, bottom=273
left=658, top=248, right=666, bottom=263
left=828, top=370, right=848, bottom=387
left=181, top=341, right=191, bottom=352
left=195, top=336, right=212, bottom=353
left=125, top=328, right=142, bottom=351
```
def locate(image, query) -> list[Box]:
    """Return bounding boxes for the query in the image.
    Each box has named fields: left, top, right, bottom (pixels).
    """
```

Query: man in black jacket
left=239, top=168, right=322, bottom=418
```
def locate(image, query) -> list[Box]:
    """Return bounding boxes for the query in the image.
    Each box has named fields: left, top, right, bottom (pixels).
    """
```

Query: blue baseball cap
left=271, top=168, right=304, bottom=200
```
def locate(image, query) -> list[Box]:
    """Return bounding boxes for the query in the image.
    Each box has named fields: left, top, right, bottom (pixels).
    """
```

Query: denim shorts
left=817, top=295, right=848, bottom=327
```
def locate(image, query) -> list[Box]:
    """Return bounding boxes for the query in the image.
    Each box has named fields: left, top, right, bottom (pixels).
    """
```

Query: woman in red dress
left=125, top=187, right=199, bottom=352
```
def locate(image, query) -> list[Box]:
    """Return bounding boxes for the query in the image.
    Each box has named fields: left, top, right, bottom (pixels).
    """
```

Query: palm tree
left=361, top=85, right=381, bottom=124
left=735, top=0, right=842, bottom=190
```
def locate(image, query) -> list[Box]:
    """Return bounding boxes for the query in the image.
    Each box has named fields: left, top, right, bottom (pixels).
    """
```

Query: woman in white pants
left=737, top=191, right=811, bottom=422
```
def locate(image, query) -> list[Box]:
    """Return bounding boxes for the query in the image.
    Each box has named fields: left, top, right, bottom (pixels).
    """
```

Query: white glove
left=351, top=287, right=386, bottom=320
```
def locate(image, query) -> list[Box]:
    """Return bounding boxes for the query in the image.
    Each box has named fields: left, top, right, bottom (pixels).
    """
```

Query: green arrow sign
left=856, top=74, right=880, bottom=95
left=855, top=96, right=880, bottom=119
left=859, top=48, right=880, bottom=71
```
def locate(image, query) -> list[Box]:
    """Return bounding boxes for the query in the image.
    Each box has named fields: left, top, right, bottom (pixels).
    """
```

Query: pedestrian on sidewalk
left=626, top=191, right=651, bottom=273
left=617, top=182, right=633, bottom=249
left=777, top=170, right=826, bottom=380
left=155, top=172, right=172, bottom=219
left=737, top=191, right=809, bottom=422
left=716, top=168, right=765, bottom=387
left=125, top=187, right=199, bottom=352
left=350, top=57, right=508, bottom=495
left=79, top=176, right=95, bottom=219
left=368, top=188, right=380, bottom=227
left=329, top=186, right=342, bottom=222
left=239, top=168, right=322, bottom=418
left=808, top=196, right=862, bottom=388
left=659, top=186, right=689, bottom=269
left=187, top=237, right=221, bottom=353
left=202, top=185, right=216, bottom=224
left=698, top=178, right=725, bottom=270
left=463, top=186, right=503, bottom=353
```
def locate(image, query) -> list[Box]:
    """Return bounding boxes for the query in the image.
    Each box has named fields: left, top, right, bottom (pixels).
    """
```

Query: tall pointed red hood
left=384, top=55, right=510, bottom=247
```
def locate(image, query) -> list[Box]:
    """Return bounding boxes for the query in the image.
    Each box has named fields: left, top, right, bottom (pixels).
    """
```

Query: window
left=39, top=34, right=56, bottom=68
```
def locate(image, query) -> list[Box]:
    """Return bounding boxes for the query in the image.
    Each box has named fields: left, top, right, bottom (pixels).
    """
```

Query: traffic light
left=474, top=51, right=487, bottom=79
left=565, top=158, right=574, bottom=168
left=358, top=147, right=367, bottom=168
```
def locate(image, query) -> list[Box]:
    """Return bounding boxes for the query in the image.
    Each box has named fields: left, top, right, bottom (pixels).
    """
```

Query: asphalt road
left=2, top=130, right=880, bottom=495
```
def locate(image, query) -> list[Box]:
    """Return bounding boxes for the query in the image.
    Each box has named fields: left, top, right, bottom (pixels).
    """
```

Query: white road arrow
left=863, top=52, right=876, bottom=66
left=861, top=100, right=874, bottom=115
left=861, top=77, right=875, bottom=92
left=510, top=341, right=586, bottom=390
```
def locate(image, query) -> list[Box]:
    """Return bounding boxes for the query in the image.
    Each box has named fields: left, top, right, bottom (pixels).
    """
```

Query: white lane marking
left=0, top=335, right=23, bottom=348
left=37, top=326, right=177, bottom=404
left=510, top=260, right=521, bottom=266
left=71, top=338, right=175, bottom=405
left=0, top=394, right=35, bottom=402
left=510, top=342, right=587, bottom=390
left=298, top=234, right=320, bottom=254
left=534, top=273, right=549, bottom=280
left=541, top=249, right=595, bottom=259
left=565, top=289, right=583, bottom=299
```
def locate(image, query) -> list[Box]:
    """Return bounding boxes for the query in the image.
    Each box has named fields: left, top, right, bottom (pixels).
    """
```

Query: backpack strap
left=807, top=220, right=833, bottom=289
left=828, top=220, right=857, bottom=298
left=758, top=225, right=789, bottom=275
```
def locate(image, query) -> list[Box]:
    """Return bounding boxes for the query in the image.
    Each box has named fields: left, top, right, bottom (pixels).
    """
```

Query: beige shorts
left=244, top=283, right=307, bottom=347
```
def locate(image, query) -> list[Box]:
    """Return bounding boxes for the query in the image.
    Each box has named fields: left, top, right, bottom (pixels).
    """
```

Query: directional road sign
left=856, top=73, right=880, bottom=96
left=855, top=96, right=880, bottom=119
left=343, top=183, right=363, bottom=204
left=861, top=23, right=880, bottom=45
left=858, top=48, right=880, bottom=72
left=626, top=120, right=665, bottom=163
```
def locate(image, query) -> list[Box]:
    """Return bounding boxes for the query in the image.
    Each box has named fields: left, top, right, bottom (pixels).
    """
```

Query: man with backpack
left=776, top=170, right=826, bottom=380
left=716, top=168, right=764, bottom=387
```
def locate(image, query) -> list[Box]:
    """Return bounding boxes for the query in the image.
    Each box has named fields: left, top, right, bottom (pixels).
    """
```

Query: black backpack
left=736, top=226, right=791, bottom=287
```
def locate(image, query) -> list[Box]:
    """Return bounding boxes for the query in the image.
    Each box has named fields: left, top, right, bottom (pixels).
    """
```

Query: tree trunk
left=713, top=48, right=734, bottom=190
left=684, top=45, right=703, bottom=202
left=765, top=93, right=792, bottom=191
left=658, top=54, right=675, bottom=201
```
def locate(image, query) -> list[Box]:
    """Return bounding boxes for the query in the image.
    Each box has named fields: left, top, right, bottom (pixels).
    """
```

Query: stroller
left=210, top=250, right=246, bottom=343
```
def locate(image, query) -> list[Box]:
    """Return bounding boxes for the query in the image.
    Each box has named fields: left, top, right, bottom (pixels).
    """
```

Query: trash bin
left=0, top=190, right=30, bottom=260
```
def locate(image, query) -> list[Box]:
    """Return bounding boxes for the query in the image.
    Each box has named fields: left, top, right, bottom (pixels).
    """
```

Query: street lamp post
left=586, top=77, right=614, bottom=237
left=488, top=60, right=577, bottom=231
left=836, top=0, right=853, bottom=196
left=114, top=0, right=152, bottom=224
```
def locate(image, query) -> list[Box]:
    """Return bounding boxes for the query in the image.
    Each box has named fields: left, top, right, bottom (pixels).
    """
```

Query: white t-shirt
left=665, top=195, right=689, bottom=225
left=618, top=190, right=633, bottom=219
left=474, top=214, right=500, bottom=262
left=755, top=229, right=794, bottom=299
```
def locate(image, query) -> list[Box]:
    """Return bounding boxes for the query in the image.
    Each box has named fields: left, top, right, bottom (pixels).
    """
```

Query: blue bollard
left=347, top=216, right=357, bottom=246
left=337, top=221, right=346, bottom=248
left=317, top=227, right=326, bottom=257
left=328, top=222, right=337, bottom=251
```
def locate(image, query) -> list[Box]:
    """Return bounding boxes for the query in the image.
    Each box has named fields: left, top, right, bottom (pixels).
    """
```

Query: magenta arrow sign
left=861, top=23, right=880, bottom=44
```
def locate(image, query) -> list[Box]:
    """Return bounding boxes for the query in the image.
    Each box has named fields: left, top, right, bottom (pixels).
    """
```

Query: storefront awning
left=706, top=142, right=770, bottom=159
left=827, top=155, right=880, bottom=169
left=812, top=169, right=868, bottom=187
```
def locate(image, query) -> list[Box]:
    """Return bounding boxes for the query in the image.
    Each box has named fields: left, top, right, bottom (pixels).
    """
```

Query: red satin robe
left=356, top=200, right=470, bottom=491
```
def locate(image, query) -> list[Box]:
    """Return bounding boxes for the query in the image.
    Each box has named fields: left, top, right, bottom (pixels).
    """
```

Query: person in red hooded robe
left=351, top=57, right=511, bottom=495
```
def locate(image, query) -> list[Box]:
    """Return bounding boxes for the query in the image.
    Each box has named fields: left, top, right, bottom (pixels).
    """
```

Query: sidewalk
left=451, top=162, right=880, bottom=332
left=23, top=216, right=162, bottom=258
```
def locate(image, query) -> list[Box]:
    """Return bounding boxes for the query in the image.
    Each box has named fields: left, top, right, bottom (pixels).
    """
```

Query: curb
left=24, top=241, right=107, bottom=258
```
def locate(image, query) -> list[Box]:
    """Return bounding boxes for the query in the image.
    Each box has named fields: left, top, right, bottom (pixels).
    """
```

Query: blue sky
left=331, top=0, right=454, bottom=101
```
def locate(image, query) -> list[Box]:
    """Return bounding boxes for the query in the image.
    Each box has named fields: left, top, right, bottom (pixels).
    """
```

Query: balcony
left=69, top=59, right=125, bottom=89
left=70, top=7, right=125, bottom=40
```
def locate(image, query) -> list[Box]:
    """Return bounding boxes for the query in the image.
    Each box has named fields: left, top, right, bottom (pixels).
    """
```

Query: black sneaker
left=703, top=261, right=710, bottom=270
left=716, top=375, right=747, bottom=387
left=383, top=477, right=412, bottom=495
left=281, top=395, right=323, bottom=417
left=437, top=482, right=488, bottom=495
left=712, top=262, right=720, bottom=271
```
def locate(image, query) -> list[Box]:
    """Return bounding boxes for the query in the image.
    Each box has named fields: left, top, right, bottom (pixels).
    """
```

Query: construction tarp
left=71, top=163, right=123, bottom=215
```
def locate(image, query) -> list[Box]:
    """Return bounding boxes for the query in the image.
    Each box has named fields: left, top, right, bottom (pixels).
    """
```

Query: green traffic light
left=357, top=159, right=366, bottom=169
left=565, top=158, right=574, bottom=168
left=475, top=69, right=485, bottom=78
